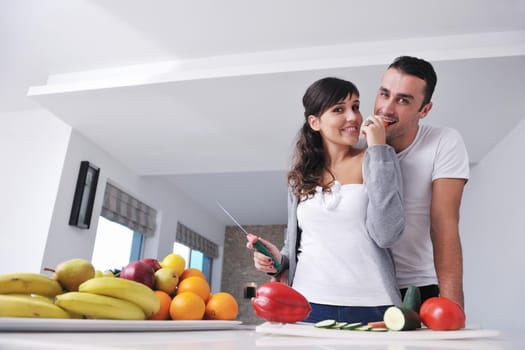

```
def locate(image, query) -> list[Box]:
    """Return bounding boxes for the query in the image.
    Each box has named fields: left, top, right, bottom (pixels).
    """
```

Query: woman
left=248, top=77, right=405, bottom=323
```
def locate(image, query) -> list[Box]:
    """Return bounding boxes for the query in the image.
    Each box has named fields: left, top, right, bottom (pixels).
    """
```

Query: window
left=173, top=242, right=213, bottom=284
left=174, top=222, right=218, bottom=285
left=92, top=216, right=143, bottom=271
left=91, top=182, right=157, bottom=271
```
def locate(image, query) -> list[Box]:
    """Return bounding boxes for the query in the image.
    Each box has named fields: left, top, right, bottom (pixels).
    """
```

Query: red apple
left=140, top=258, right=161, bottom=272
left=120, top=261, right=155, bottom=289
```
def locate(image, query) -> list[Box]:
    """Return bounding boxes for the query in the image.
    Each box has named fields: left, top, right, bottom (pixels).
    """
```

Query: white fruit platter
left=0, top=318, right=242, bottom=332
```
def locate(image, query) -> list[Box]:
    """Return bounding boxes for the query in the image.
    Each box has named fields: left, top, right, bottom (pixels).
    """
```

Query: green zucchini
left=402, top=285, right=422, bottom=313
left=383, top=306, right=421, bottom=331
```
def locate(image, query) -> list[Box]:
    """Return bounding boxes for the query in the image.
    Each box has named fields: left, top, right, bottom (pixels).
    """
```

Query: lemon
left=160, top=254, right=186, bottom=276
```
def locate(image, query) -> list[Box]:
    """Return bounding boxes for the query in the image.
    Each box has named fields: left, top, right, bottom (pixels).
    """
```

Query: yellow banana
left=0, top=294, right=70, bottom=318
left=55, top=292, right=145, bottom=320
left=6, top=293, right=54, bottom=303
left=0, top=272, right=63, bottom=297
left=79, top=277, right=160, bottom=317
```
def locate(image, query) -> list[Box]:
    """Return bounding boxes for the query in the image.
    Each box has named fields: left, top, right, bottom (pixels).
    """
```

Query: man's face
left=374, top=68, right=432, bottom=151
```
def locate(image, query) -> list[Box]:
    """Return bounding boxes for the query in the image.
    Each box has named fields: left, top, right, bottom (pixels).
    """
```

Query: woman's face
left=308, top=93, right=362, bottom=147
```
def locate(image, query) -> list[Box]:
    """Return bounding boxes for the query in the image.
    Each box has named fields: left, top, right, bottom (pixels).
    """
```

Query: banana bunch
left=53, top=277, right=160, bottom=320
left=0, top=272, right=160, bottom=320
left=0, top=272, right=70, bottom=319
left=0, top=272, right=63, bottom=297
left=0, top=294, right=70, bottom=319
left=55, top=292, right=145, bottom=320
left=77, top=277, right=160, bottom=318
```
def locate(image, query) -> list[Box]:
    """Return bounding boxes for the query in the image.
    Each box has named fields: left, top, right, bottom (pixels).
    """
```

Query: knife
left=216, top=201, right=281, bottom=271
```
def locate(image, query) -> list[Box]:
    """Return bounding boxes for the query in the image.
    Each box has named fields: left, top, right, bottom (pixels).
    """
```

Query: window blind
left=176, top=222, right=218, bottom=258
left=101, top=183, right=157, bottom=236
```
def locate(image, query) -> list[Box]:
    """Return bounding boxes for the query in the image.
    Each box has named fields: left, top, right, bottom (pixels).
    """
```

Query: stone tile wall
left=220, top=224, right=285, bottom=325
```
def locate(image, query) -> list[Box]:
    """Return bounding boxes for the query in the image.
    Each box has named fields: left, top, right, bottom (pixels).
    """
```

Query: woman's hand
left=246, top=234, right=282, bottom=274
left=361, top=114, right=386, bottom=146
left=270, top=269, right=289, bottom=283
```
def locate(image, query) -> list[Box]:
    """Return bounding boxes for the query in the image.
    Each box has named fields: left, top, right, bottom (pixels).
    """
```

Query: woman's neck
left=323, top=146, right=364, bottom=186
left=325, top=145, right=358, bottom=168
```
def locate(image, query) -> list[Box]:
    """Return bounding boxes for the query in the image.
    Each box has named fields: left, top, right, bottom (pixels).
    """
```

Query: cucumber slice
left=370, top=327, right=388, bottom=332
left=355, top=325, right=372, bottom=331
left=314, top=319, right=337, bottom=328
left=341, top=322, right=362, bottom=330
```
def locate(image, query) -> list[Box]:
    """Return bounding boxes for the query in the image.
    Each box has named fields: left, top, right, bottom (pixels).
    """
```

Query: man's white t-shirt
left=392, top=124, right=469, bottom=288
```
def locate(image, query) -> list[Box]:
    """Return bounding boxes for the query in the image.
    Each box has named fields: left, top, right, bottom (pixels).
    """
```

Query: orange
left=169, top=291, right=205, bottom=320
left=160, top=254, right=186, bottom=277
left=176, top=276, right=211, bottom=302
left=179, top=267, right=206, bottom=282
left=205, top=292, right=239, bottom=320
left=148, top=290, right=172, bottom=320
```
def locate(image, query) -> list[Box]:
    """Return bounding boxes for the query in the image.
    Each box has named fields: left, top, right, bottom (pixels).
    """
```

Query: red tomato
left=419, top=297, right=466, bottom=330
left=252, top=282, right=311, bottom=323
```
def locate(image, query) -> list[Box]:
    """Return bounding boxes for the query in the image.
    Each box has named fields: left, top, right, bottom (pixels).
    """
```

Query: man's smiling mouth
left=382, top=118, right=397, bottom=126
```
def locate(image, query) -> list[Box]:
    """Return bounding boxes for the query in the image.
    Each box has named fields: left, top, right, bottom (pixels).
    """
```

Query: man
left=374, top=56, right=469, bottom=307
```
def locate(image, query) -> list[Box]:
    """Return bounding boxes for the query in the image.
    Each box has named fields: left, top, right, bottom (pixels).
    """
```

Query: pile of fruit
left=0, top=254, right=238, bottom=321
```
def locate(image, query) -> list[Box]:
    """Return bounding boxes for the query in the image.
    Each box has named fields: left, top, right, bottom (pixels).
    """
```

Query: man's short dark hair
left=389, top=56, right=437, bottom=108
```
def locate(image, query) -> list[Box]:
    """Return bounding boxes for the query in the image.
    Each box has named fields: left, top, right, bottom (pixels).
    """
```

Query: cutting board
left=256, top=322, right=500, bottom=340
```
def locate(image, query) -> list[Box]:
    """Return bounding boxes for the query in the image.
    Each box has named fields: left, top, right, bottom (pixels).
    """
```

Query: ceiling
left=2, top=0, right=525, bottom=226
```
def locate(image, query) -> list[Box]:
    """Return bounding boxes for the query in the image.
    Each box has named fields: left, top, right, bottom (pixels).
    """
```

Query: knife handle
left=253, top=240, right=282, bottom=271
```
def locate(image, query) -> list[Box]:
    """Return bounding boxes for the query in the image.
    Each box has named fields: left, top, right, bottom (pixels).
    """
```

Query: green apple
left=154, top=267, right=179, bottom=295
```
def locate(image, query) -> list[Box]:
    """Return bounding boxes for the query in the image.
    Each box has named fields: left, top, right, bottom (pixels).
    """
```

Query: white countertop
left=0, top=325, right=523, bottom=350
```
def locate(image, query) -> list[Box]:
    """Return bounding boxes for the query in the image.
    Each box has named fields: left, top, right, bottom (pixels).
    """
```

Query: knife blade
left=216, top=201, right=249, bottom=235
left=216, top=201, right=281, bottom=271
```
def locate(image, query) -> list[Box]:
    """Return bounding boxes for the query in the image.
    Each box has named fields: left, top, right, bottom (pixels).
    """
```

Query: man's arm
left=430, top=178, right=466, bottom=308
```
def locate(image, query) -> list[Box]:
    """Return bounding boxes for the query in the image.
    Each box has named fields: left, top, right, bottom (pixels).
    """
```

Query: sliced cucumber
left=334, top=322, right=348, bottom=329
left=341, top=322, right=362, bottom=330
left=314, top=319, right=388, bottom=332
left=370, top=327, right=388, bottom=332
left=314, top=319, right=337, bottom=328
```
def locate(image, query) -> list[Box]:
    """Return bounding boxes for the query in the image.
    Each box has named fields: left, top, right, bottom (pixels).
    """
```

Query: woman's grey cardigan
left=275, top=144, right=405, bottom=305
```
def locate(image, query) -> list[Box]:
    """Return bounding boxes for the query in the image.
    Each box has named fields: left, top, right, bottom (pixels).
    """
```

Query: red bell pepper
left=252, top=282, right=311, bottom=323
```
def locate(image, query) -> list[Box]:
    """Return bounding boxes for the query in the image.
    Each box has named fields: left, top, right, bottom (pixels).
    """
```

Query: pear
left=154, top=267, right=179, bottom=295
left=52, top=258, right=95, bottom=291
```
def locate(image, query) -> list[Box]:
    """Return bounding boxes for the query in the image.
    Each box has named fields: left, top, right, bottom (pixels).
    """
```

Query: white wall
left=0, top=109, right=70, bottom=274
left=44, top=129, right=226, bottom=292
left=1, top=111, right=225, bottom=292
left=461, top=118, right=525, bottom=329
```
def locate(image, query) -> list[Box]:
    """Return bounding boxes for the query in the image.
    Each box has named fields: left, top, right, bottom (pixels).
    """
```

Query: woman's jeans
left=302, top=303, right=391, bottom=324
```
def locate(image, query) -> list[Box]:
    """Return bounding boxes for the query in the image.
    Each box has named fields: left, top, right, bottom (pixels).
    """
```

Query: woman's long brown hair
left=287, top=77, right=359, bottom=201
